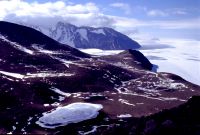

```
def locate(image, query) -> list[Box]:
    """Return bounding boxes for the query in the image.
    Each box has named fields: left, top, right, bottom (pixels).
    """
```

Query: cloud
left=110, top=2, right=131, bottom=15
left=147, top=10, right=168, bottom=17
left=0, top=0, right=113, bottom=28
left=1, top=0, right=199, bottom=44
left=0, top=0, right=198, bottom=30
left=109, top=15, right=200, bottom=29
left=0, top=0, right=199, bottom=44
left=151, top=18, right=200, bottom=29
left=147, top=8, right=188, bottom=17
left=0, top=0, right=99, bottom=19
left=170, top=8, right=188, bottom=15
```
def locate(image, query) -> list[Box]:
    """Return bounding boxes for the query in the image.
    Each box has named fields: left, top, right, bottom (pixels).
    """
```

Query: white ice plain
left=140, top=41, right=200, bottom=86
left=79, top=41, right=200, bottom=86
left=36, top=102, right=103, bottom=129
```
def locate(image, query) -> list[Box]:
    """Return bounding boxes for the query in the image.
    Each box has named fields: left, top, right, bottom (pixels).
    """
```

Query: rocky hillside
left=61, top=96, right=200, bottom=135
left=0, top=21, right=199, bottom=134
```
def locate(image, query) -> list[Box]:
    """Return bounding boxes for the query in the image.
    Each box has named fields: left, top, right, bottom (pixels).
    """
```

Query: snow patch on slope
left=49, top=87, right=71, bottom=97
left=0, top=34, right=34, bottom=55
left=91, top=29, right=106, bottom=35
left=76, top=29, right=88, bottom=41
left=36, top=103, right=103, bottom=129
left=32, top=44, right=62, bottom=54
left=0, top=70, right=74, bottom=79
left=0, top=71, right=24, bottom=79
left=79, top=49, right=123, bottom=56
left=117, top=114, right=132, bottom=118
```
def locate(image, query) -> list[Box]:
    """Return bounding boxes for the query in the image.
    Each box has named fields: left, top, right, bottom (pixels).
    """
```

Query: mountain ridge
left=18, top=21, right=141, bottom=50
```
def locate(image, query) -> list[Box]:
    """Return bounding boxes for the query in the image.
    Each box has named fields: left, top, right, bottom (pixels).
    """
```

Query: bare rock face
left=0, top=21, right=199, bottom=134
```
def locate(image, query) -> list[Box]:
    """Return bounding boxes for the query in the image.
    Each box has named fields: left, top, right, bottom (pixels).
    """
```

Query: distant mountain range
left=19, top=21, right=141, bottom=50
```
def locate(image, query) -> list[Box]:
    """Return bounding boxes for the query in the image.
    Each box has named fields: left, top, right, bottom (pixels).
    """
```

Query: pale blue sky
left=26, top=0, right=199, bottom=19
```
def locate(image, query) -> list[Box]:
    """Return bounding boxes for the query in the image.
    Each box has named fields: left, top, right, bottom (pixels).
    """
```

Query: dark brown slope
left=57, top=96, right=200, bottom=135
left=0, top=21, right=199, bottom=134
left=97, top=96, right=200, bottom=135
